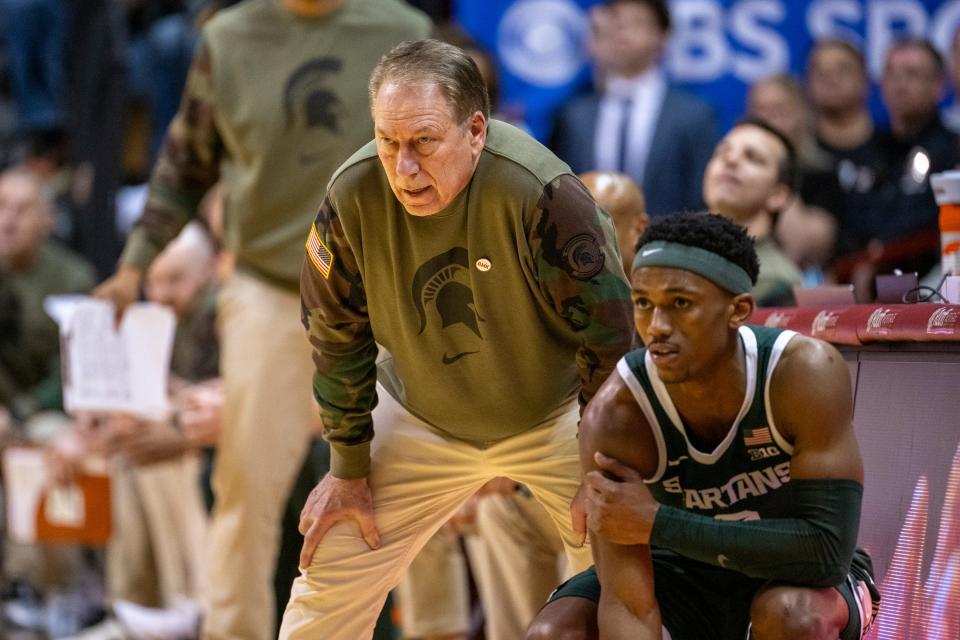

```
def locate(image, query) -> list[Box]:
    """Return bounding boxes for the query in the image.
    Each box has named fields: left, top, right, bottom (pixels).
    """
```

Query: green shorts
left=548, top=548, right=880, bottom=640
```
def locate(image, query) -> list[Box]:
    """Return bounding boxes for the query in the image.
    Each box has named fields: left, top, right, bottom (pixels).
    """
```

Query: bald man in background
left=464, top=171, right=648, bottom=640
left=101, top=223, right=220, bottom=634
left=580, top=171, right=649, bottom=275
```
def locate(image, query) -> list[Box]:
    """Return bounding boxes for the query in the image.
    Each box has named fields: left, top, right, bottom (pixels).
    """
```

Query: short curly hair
left=635, top=212, right=760, bottom=285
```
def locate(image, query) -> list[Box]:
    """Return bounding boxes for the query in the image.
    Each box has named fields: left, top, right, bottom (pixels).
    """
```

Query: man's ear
left=765, top=183, right=793, bottom=216
left=729, top=293, right=755, bottom=328
left=466, top=111, right=487, bottom=163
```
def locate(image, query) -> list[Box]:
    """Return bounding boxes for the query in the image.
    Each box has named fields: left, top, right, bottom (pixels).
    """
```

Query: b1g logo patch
left=561, top=233, right=604, bottom=279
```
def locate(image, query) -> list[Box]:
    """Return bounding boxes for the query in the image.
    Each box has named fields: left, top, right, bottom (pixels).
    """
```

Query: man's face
left=703, top=124, right=789, bottom=224
left=145, top=250, right=210, bottom=319
left=589, top=2, right=666, bottom=77
left=747, top=81, right=805, bottom=142
left=631, top=266, right=737, bottom=384
left=807, top=44, right=868, bottom=115
left=882, top=45, right=943, bottom=124
left=373, top=81, right=486, bottom=217
left=0, top=172, right=51, bottom=268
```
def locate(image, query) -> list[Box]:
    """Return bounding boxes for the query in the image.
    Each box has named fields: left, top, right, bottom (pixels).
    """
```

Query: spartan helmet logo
left=412, top=248, right=485, bottom=363
left=283, top=58, right=344, bottom=132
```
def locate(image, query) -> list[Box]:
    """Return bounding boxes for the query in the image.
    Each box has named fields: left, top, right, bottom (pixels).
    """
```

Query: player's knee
left=525, top=618, right=591, bottom=640
left=750, top=588, right=833, bottom=640
left=526, top=595, right=598, bottom=640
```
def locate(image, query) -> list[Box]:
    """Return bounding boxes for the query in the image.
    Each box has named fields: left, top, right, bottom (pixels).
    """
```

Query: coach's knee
left=750, top=587, right=834, bottom=640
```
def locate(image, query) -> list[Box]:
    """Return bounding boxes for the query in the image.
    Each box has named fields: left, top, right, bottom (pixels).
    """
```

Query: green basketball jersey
left=619, top=325, right=798, bottom=520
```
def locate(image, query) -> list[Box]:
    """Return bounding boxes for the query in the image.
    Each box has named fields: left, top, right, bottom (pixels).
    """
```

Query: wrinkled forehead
left=373, top=82, right=460, bottom=130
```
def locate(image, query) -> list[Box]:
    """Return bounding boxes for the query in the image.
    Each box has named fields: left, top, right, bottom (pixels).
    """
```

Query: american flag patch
left=744, top=427, right=773, bottom=446
left=306, top=225, right=334, bottom=279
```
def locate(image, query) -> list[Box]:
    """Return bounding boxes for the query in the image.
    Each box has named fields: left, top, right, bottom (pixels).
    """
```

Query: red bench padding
left=749, top=305, right=960, bottom=344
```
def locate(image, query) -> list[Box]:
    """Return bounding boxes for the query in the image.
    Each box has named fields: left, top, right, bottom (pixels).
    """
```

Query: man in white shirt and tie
left=551, top=0, right=717, bottom=218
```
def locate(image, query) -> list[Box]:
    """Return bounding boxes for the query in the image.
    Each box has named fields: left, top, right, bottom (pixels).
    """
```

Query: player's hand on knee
left=584, top=452, right=658, bottom=545
left=298, top=473, right=381, bottom=567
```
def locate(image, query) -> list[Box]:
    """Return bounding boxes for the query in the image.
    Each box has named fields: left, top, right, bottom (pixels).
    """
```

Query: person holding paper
left=0, top=165, right=97, bottom=630
left=46, top=223, right=221, bottom=630
left=0, top=167, right=96, bottom=433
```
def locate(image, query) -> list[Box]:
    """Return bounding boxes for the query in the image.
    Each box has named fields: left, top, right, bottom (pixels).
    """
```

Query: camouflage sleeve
left=301, top=196, right=377, bottom=479
left=529, top=174, right=634, bottom=409
left=120, top=37, right=222, bottom=272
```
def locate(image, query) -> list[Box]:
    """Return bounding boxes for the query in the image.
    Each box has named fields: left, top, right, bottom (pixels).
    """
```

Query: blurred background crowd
left=1, top=0, right=959, bottom=638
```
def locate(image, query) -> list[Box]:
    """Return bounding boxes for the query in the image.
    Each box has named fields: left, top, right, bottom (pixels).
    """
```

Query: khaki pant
left=396, top=529, right=470, bottom=638
left=466, top=491, right=568, bottom=640
left=108, top=456, right=207, bottom=608
left=203, top=272, right=316, bottom=640
left=279, top=388, right=591, bottom=639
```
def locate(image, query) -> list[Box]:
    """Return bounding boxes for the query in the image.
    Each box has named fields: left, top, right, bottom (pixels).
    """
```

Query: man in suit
left=550, top=0, right=717, bottom=218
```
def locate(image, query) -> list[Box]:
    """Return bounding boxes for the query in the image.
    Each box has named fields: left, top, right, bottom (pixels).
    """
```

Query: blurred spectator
left=703, top=119, right=802, bottom=307
left=807, top=38, right=874, bottom=153
left=0, top=0, right=66, bottom=135
left=748, top=73, right=840, bottom=274
left=580, top=170, right=648, bottom=275
left=831, top=38, right=959, bottom=291
left=45, top=222, right=220, bottom=638
left=145, top=222, right=219, bottom=387
left=0, top=167, right=95, bottom=426
left=92, top=2, right=432, bottom=638
left=942, top=24, right=960, bottom=133
left=102, top=223, right=217, bottom=635
left=550, top=0, right=716, bottom=217
left=0, top=166, right=98, bottom=635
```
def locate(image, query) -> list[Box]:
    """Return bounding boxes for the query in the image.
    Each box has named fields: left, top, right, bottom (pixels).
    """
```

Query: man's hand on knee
left=298, top=473, right=381, bottom=567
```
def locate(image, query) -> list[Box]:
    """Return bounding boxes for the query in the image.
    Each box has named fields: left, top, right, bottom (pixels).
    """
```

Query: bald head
left=580, top=171, right=649, bottom=273
left=145, top=222, right=215, bottom=318
left=0, top=168, right=54, bottom=270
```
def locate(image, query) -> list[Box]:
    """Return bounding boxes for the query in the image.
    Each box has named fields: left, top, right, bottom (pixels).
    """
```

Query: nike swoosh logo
left=667, top=456, right=689, bottom=466
left=641, top=247, right=663, bottom=256
left=442, top=351, right=477, bottom=365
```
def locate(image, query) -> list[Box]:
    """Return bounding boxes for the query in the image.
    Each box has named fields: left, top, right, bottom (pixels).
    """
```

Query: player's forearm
left=650, top=479, right=862, bottom=587
left=598, top=596, right=661, bottom=640
left=595, top=540, right=661, bottom=640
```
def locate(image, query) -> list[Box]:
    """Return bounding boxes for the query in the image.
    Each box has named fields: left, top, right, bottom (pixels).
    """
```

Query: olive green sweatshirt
left=302, top=120, right=635, bottom=478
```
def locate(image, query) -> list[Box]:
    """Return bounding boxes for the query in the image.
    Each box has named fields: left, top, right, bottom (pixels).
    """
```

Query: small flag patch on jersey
left=306, top=225, right=334, bottom=279
left=744, top=427, right=773, bottom=446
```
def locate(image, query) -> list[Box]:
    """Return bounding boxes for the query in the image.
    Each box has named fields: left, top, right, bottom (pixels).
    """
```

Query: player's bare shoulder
left=580, top=366, right=659, bottom=478
left=774, top=334, right=849, bottom=388
left=769, top=334, right=853, bottom=441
